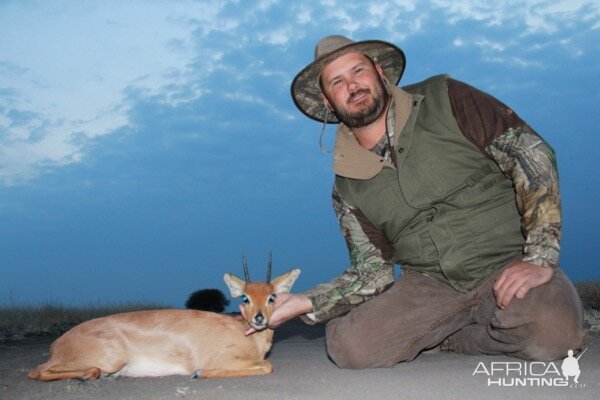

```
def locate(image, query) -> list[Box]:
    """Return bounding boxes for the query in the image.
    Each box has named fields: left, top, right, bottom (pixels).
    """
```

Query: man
left=266, top=35, right=586, bottom=368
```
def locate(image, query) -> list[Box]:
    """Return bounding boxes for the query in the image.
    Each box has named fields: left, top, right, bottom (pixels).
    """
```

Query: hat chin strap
left=319, top=108, right=333, bottom=154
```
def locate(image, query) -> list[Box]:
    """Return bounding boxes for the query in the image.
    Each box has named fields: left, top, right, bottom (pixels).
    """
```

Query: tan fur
left=28, top=269, right=300, bottom=381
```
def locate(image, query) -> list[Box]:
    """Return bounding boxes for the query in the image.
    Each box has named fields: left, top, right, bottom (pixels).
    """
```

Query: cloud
left=0, top=1, right=217, bottom=184
left=0, top=61, right=28, bottom=76
left=297, top=8, right=312, bottom=24
left=223, top=92, right=295, bottom=120
left=258, top=27, right=294, bottom=46
left=0, top=0, right=597, bottom=185
left=474, top=38, right=507, bottom=52
left=431, top=0, right=599, bottom=33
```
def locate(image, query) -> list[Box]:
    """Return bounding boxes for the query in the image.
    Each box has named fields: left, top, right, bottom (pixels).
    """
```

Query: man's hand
left=493, top=260, right=554, bottom=309
left=244, top=293, right=313, bottom=336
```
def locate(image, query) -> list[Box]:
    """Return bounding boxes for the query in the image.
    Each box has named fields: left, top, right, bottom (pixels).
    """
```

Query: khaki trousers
left=325, top=263, right=586, bottom=369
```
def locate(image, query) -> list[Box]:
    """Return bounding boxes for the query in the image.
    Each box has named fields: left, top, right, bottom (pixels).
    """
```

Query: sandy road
left=1, top=321, right=598, bottom=400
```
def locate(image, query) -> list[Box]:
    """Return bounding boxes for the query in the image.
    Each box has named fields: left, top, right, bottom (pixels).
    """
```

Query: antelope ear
left=271, top=268, right=301, bottom=294
left=223, top=273, right=245, bottom=298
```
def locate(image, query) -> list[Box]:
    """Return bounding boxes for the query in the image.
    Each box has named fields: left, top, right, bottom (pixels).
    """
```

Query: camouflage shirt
left=303, top=78, right=561, bottom=324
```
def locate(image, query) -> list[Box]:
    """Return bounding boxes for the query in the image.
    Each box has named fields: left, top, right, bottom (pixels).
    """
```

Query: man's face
left=320, top=52, right=389, bottom=128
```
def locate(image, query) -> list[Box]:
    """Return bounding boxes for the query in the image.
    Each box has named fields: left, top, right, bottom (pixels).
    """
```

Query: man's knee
left=325, top=318, right=399, bottom=369
left=518, top=306, right=586, bottom=361
left=495, top=269, right=586, bottom=361
left=515, top=274, right=586, bottom=360
left=326, top=319, right=372, bottom=369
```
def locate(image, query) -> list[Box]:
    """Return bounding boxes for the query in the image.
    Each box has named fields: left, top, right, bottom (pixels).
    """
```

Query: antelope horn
left=242, top=255, right=251, bottom=282
left=266, top=251, right=272, bottom=283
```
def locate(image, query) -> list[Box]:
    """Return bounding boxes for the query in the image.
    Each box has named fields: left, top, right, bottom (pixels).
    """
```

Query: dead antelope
left=28, top=255, right=300, bottom=380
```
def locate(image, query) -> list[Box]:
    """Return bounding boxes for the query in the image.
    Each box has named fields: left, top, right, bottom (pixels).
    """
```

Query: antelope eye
left=268, top=294, right=277, bottom=303
left=241, top=295, right=250, bottom=304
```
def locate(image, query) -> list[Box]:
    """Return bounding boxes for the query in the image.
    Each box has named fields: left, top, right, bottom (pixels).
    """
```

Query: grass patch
left=575, top=281, right=600, bottom=310
left=1, top=281, right=598, bottom=342
left=576, top=281, right=600, bottom=333
left=0, top=301, right=168, bottom=342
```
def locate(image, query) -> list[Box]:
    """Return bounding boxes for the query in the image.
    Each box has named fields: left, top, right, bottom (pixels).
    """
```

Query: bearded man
left=262, top=35, right=586, bottom=368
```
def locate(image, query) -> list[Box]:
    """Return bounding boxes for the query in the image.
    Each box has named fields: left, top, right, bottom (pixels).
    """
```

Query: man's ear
left=375, top=64, right=388, bottom=85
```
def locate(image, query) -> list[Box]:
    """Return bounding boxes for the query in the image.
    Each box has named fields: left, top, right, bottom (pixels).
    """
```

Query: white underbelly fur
left=117, top=358, right=193, bottom=377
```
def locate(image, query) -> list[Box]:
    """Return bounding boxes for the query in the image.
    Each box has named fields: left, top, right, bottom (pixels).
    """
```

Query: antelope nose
left=254, top=313, right=264, bottom=324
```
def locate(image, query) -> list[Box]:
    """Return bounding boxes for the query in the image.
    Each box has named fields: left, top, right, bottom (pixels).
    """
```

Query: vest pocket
left=466, top=184, right=520, bottom=234
left=392, top=230, right=439, bottom=269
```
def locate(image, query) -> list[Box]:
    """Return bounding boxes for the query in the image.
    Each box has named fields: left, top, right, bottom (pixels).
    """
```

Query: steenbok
left=28, top=256, right=300, bottom=380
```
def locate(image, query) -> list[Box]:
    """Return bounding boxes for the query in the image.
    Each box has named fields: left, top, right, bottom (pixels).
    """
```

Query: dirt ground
left=1, top=321, right=598, bottom=400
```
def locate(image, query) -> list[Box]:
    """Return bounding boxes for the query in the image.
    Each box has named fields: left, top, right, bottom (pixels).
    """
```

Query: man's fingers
left=515, top=283, right=532, bottom=300
left=499, top=276, right=535, bottom=308
left=244, top=294, right=313, bottom=334
left=493, top=262, right=554, bottom=308
left=494, top=268, right=528, bottom=309
left=493, top=269, right=508, bottom=294
left=500, top=277, right=528, bottom=308
left=268, top=311, right=284, bottom=329
left=496, top=279, right=516, bottom=309
left=493, top=269, right=514, bottom=307
left=268, top=294, right=313, bottom=329
left=268, top=296, right=295, bottom=329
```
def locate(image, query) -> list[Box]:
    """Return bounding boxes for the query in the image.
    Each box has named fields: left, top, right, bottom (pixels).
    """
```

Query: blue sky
left=1, top=0, right=599, bottom=308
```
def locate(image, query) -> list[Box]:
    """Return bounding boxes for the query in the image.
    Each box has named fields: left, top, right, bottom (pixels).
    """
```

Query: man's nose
left=347, top=79, right=359, bottom=92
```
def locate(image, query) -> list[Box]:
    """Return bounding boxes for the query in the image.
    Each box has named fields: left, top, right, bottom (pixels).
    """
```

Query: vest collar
left=333, top=86, right=413, bottom=179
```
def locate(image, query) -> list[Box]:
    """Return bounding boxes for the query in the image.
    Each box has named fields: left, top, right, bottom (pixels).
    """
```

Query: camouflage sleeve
left=485, top=127, right=561, bottom=269
left=447, top=78, right=561, bottom=269
left=301, top=185, right=395, bottom=324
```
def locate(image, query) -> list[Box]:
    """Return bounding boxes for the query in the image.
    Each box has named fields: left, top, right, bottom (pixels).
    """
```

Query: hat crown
left=314, top=35, right=354, bottom=61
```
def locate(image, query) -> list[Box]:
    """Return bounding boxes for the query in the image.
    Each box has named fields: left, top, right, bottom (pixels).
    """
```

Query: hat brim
left=291, top=40, right=406, bottom=124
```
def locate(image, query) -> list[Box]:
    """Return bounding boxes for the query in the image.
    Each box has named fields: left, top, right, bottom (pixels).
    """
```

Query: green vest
left=335, top=76, right=524, bottom=292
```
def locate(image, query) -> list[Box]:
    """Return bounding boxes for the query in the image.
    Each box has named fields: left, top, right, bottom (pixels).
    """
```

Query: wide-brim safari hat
left=291, top=35, right=406, bottom=124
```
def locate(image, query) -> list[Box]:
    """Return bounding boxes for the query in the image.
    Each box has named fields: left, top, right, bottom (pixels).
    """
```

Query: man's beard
left=330, top=76, right=389, bottom=128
